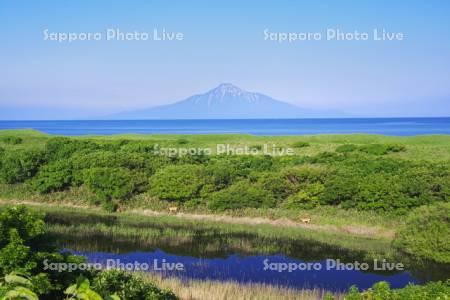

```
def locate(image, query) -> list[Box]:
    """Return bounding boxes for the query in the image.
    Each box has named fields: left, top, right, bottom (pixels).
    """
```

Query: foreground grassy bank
left=140, top=273, right=341, bottom=300
left=1, top=203, right=449, bottom=299
left=141, top=274, right=450, bottom=300
left=1, top=203, right=449, bottom=300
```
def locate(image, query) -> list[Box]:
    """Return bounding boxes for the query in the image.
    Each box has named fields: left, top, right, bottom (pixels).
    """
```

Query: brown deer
left=168, top=206, right=178, bottom=214
left=300, top=217, right=311, bottom=224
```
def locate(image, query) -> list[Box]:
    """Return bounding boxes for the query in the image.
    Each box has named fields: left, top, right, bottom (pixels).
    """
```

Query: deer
left=168, top=206, right=178, bottom=214
left=300, top=217, right=311, bottom=224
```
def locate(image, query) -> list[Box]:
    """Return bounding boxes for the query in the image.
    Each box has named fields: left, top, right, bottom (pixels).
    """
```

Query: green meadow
left=0, top=129, right=449, bottom=299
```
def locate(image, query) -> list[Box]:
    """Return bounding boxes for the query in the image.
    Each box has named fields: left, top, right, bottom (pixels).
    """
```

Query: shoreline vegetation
left=0, top=129, right=449, bottom=299
left=140, top=273, right=342, bottom=300
left=1, top=205, right=449, bottom=300
left=0, top=201, right=394, bottom=255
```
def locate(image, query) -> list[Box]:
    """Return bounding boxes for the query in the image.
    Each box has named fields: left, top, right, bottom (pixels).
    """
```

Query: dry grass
left=140, top=273, right=342, bottom=300
left=0, top=198, right=395, bottom=239
left=131, top=208, right=395, bottom=239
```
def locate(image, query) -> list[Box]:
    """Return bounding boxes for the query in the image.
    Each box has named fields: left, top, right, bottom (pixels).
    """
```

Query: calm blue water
left=71, top=249, right=417, bottom=292
left=1, top=118, right=450, bottom=136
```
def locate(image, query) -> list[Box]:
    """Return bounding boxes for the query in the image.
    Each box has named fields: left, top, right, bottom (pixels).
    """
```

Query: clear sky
left=1, top=0, right=450, bottom=119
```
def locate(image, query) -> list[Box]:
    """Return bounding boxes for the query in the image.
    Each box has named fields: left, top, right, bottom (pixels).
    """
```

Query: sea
left=0, top=118, right=449, bottom=136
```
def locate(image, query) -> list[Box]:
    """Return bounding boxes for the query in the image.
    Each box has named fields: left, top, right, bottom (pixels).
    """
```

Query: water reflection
left=55, top=233, right=449, bottom=292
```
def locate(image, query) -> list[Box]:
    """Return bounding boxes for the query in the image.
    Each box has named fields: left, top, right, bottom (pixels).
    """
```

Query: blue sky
left=1, top=0, right=450, bottom=119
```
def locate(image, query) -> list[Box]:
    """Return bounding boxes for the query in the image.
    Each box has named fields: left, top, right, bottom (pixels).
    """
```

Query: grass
left=0, top=128, right=442, bottom=238
left=0, top=201, right=395, bottom=260
left=0, top=128, right=446, bottom=254
left=0, top=182, right=400, bottom=240
left=1, top=129, right=450, bottom=162
left=139, top=273, right=341, bottom=300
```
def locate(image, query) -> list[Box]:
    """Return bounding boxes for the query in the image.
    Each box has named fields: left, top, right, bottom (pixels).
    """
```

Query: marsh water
left=56, top=233, right=449, bottom=292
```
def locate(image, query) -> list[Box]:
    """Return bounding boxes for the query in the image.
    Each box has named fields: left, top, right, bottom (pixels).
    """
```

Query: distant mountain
left=107, top=83, right=344, bottom=119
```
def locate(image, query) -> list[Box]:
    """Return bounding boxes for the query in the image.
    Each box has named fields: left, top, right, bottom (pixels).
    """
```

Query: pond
left=57, top=234, right=449, bottom=292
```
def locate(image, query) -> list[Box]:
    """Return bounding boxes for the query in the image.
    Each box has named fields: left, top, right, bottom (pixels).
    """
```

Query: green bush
left=204, top=160, right=240, bottom=189
left=0, top=206, right=177, bottom=299
left=0, top=136, right=23, bottom=145
left=320, top=171, right=359, bottom=206
left=320, top=161, right=449, bottom=212
left=92, top=269, right=177, bottom=300
left=335, top=143, right=406, bottom=156
left=149, top=164, right=205, bottom=202
left=0, top=206, right=45, bottom=250
left=284, top=183, right=324, bottom=209
left=83, top=167, right=142, bottom=201
left=119, top=141, right=155, bottom=153
left=348, top=173, right=411, bottom=211
left=0, top=272, right=43, bottom=300
left=335, top=144, right=358, bottom=153
left=393, top=203, right=450, bottom=264
left=64, top=276, right=105, bottom=300
left=0, top=150, right=46, bottom=184
left=282, top=164, right=328, bottom=186
left=70, top=150, right=163, bottom=187
left=255, top=172, right=295, bottom=201
left=45, top=138, right=100, bottom=161
left=32, top=160, right=73, bottom=193
left=176, top=138, right=189, bottom=145
left=340, top=280, right=450, bottom=300
left=208, top=180, right=275, bottom=211
left=291, top=141, right=309, bottom=148
left=70, top=150, right=150, bottom=171
left=0, top=206, right=89, bottom=298
left=359, top=143, right=405, bottom=155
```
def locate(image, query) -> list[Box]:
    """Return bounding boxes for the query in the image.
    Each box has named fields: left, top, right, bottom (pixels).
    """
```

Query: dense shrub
left=204, top=160, right=240, bottom=189
left=176, top=138, right=189, bottom=145
left=0, top=206, right=178, bottom=299
left=119, top=141, right=155, bottom=153
left=45, top=137, right=100, bottom=161
left=74, top=151, right=151, bottom=170
left=282, top=164, right=328, bottom=186
left=291, top=141, right=309, bottom=148
left=320, top=171, right=359, bottom=206
left=321, top=160, right=449, bottom=212
left=208, top=180, right=275, bottom=211
left=307, top=151, right=345, bottom=164
left=284, top=183, right=324, bottom=209
left=393, top=203, right=450, bottom=264
left=83, top=167, right=143, bottom=201
left=335, top=144, right=406, bottom=155
left=92, top=269, right=177, bottom=300
left=0, top=206, right=45, bottom=250
left=0, top=206, right=89, bottom=299
left=359, top=143, right=406, bottom=155
left=215, top=156, right=274, bottom=177
left=70, top=150, right=152, bottom=180
left=0, top=136, right=23, bottom=145
left=0, top=150, right=46, bottom=184
left=32, top=160, right=73, bottom=193
left=339, top=280, right=450, bottom=300
left=255, top=172, right=295, bottom=201
left=149, top=164, right=205, bottom=202
left=0, top=135, right=447, bottom=215
left=335, top=144, right=358, bottom=153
